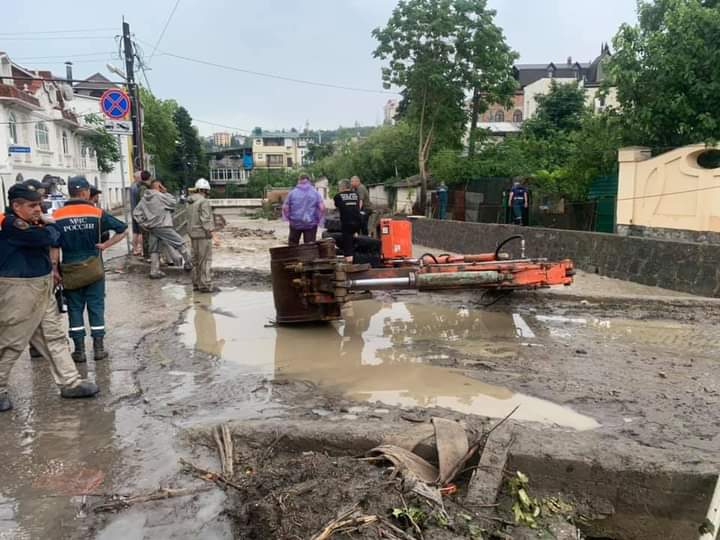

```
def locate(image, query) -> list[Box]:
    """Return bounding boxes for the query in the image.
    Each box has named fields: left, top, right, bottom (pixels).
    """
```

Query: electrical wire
left=137, top=40, right=399, bottom=95
left=0, top=27, right=115, bottom=36
left=0, top=36, right=117, bottom=41
left=149, top=0, right=182, bottom=62
left=192, top=118, right=252, bottom=133
left=12, top=51, right=118, bottom=60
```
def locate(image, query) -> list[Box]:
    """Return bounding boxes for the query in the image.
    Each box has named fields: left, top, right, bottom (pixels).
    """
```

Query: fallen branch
left=179, top=458, right=243, bottom=491
left=213, top=423, right=234, bottom=477
left=311, top=507, right=378, bottom=540
left=92, top=486, right=212, bottom=513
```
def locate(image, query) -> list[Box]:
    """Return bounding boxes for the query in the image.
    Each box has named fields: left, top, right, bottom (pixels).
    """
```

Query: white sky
left=4, top=0, right=638, bottom=135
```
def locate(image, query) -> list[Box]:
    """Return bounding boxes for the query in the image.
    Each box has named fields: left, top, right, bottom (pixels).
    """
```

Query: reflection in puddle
left=179, top=291, right=599, bottom=431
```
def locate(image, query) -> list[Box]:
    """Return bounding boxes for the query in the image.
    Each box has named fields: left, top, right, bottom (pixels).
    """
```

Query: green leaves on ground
left=508, top=471, right=575, bottom=530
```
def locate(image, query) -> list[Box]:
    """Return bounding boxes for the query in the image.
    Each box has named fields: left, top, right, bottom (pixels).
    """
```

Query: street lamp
left=106, top=64, right=127, bottom=80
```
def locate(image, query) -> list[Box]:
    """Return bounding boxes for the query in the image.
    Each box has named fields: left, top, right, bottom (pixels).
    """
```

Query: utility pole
left=122, top=19, right=145, bottom=172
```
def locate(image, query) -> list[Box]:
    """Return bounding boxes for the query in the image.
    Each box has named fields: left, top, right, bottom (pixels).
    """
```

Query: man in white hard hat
left=187, top=178, right=218, bottom=293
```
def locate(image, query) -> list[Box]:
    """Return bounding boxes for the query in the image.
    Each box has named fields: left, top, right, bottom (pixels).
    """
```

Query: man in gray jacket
left=132, top=179, right=192, bottom=279
left=187, top=178, right=216, bottom=292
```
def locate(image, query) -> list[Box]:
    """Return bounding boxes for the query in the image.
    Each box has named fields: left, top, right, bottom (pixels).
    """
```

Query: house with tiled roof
left=0, top=54, right=130, bottom=210
left=478, top=44, right=616, bottom=139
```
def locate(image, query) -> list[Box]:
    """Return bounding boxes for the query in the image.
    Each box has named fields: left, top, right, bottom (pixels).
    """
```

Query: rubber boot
left=60, top=381, right=99, bottom=399
left=180, top=248, right=193, bottom=272
left=0, top=392, right=12, bottom=412
left=149, top=253, right=166, bottom=279
left=93, top=336, right=109, bottom=361
left=71, top=338, right=86, bottom=363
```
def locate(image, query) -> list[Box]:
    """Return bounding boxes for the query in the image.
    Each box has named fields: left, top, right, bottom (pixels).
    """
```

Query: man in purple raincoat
left=282, top=174, right=325, bottom=245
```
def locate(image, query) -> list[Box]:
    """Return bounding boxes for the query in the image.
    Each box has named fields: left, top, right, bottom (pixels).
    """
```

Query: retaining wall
left=412, top=219, right=720, bottom=297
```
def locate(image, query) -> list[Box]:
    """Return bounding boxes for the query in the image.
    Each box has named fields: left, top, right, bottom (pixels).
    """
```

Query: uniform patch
left=13, top=219, right=29, bottom=230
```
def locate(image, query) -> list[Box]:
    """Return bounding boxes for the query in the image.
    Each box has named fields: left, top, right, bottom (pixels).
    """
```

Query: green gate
left=588, top=174, right=618, bottom=233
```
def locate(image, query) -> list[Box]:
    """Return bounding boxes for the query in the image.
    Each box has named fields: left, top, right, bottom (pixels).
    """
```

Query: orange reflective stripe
left=52, top=204, right=102, bottom=219
left=0, top=212, right=5, bottom=230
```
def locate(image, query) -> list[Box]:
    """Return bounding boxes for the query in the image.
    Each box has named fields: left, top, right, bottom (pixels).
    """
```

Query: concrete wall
left=412, top=218, right=720, bottom=297
left=617, top=145, right=720, bottom=236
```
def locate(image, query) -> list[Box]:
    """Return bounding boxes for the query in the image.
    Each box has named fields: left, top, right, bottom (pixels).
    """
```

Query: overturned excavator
left=270, top=219, right=574, bottom=324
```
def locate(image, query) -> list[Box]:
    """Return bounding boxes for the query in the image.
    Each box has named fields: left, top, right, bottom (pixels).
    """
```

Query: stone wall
left=412, top=219, right=720, bottom=297
left=618, top=224, right=720, bottom=246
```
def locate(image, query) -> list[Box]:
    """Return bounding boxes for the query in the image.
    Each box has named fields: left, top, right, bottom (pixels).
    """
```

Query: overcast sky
left=4, top=0, right=638, bottom=135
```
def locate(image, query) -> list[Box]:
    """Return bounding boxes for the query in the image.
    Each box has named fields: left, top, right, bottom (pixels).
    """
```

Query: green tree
left=373, top=0, right=469, bottom=212
left=524, top=81, right=586, bottom=137
left=309, top=122, right=418, bottom=184
left=609, top=0, right=720, bottom=148
left=453, top=0, right=519, bottom=157
left=170, top=106, right=208, bottom=190
left=140, top=87, right=178, bottom=181
left=82, top=114, right=120, bottom=174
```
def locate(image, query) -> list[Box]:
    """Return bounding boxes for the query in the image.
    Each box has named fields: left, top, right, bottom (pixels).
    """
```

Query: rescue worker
left=333, top=179, right=361, bottom=263
left=187, top=178, right=217, bottom=292
left=21, top=179, right=56, bottom=360
left=351, top=175, right=372, bottom=236
left=132, top=179, right=192, bottom=279
left=0, top=183, right=99, bottom=412
left=53, top=176, right=128, bottom=363
left=508, top=178, right=528, bottom=226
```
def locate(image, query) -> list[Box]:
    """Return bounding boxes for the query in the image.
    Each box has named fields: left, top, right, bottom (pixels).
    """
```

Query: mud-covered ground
left=1, top=217, right=718, bottom=540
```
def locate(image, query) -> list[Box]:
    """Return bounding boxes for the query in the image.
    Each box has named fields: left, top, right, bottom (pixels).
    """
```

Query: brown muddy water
left=177, top=289, right=600, bottom=430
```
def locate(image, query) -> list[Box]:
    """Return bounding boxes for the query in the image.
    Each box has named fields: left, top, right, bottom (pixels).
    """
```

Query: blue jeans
left=65, top=278, right=105, bottom=338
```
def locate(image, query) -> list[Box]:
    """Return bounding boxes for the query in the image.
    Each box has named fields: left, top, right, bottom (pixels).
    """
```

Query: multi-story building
left=0, top=53, right=103, bottom=209
left=212, top=132, right=231, bottom=147
left=208, top=144, right=253, bottom=192
left=478, top=45, right=617, bottom=139
left=383, top=99, right=399, bottom=125
left=251, top=130, right=314, bottom=170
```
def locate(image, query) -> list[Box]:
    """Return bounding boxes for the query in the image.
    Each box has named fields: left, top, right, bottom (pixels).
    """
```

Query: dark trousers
left=288, top=227, right=317, bottom=246
left=65, top=278, right=105, bottom=339
left=359, top=210, right=372, bottom=236
left=341, top=224, right=360, bottom=258
left=512, top=204, right=526, bottom=225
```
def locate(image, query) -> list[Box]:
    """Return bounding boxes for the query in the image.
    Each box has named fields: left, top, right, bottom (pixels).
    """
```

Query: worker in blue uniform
left=0, top=183, right=99, bottom=412
left=53, top=176, right=128, bottom=363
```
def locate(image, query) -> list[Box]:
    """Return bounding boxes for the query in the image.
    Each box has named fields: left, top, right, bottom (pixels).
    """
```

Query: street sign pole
left=117, top=134, right=131, bottom=254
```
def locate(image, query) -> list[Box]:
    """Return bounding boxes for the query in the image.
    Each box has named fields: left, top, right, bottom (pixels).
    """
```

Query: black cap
left=23, top=179, right=44, bottom=192
left=68, top=176, right=91, bottom=194
left=8, top=183, right=42, bottom=202
left=90, top=186, right=102, bottom=196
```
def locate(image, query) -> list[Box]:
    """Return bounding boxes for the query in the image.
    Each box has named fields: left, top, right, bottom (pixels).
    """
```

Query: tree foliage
left=609, top=0, right=720, bottom=148
left=82, top=113, right=120, bottom=174
left=171, top=106, right=208, bottom=190
left=140, top=87, right=178, bottom=181
left=309, top=122, right=418, bottom=184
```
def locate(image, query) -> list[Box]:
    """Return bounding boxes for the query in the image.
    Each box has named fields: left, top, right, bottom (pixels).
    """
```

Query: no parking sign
left=100, top=88, right=131, bottom=119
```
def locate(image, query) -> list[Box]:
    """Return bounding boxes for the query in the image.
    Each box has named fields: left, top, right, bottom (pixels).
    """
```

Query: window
left=257, top=153, right=264, bottom=160
left=494, top=110, right=505, bottom=122
left=267, top=154, right=284, bottom=166
left=35, top=122, right=49, bottom=149
left=62, top=131, right=69, bottom=154
left=255, top=139, right=262, bottom=145
left=512, top=110, right=523, bottom=123
left=7, top=112, right=17, bottom=144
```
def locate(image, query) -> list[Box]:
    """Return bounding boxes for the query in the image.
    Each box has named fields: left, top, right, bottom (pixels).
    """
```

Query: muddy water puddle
left=179, top=289, right=599, bottom=430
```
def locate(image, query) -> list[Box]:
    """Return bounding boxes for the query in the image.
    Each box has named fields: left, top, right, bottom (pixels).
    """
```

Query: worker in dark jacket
left=53, top=176, right=128, bottom=362
left=0, top=184, right=99, bottom=412
left=333, top=178, right=362, bottom=262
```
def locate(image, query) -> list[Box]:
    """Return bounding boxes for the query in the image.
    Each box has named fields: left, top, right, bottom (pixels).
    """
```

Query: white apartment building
left=0, top=56, right=130, bottom=210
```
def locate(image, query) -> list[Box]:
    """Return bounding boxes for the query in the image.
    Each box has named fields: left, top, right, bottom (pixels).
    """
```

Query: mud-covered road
left=1, top=217, right=718, bottom=539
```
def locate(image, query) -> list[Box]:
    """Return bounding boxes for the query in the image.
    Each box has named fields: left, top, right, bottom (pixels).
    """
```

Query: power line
left=12, top=51, right=118, bottom=61
left=141, top=44, right=398, bottom=95
left=0, top=36, right=116, bottom=41
left=149, top=0, right=182, bottom=62
left=0, top=27, right=115, bottom=36
left=192, top=118, right=252, bottom=133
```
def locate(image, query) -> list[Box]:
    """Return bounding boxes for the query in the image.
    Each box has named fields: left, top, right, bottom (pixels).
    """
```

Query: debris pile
left=223, top=227, right=276, bottom=239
